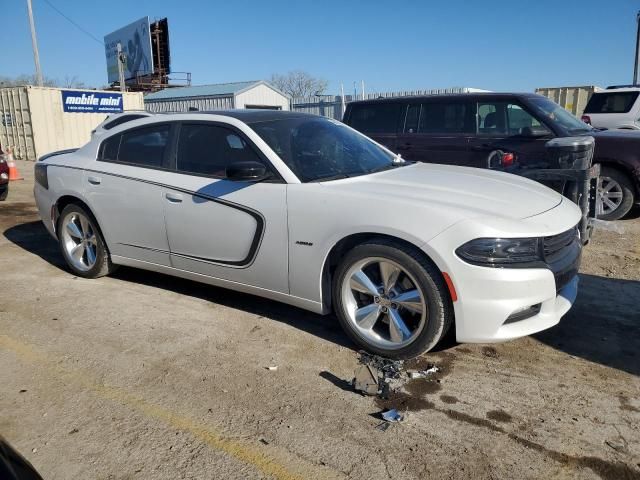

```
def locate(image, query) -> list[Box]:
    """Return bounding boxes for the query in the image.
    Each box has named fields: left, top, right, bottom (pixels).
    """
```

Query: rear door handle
left=87, top=176, right=101, bottom=185
left=165, top=192, right=183, bottom=203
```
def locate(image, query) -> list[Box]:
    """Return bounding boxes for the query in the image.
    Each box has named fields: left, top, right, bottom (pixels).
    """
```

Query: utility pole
left=26, top=0, right=43, bottom=87
left=117, top=42, right=126, bottom=92
left=634, top=11, right=640, bottom=85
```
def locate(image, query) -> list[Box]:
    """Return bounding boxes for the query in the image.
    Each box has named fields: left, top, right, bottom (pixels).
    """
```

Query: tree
left=0, top=74, right=84, bottom=88
left=270, top=70, right=329, bottom=98
left=63, top=75, right=86, bottom=89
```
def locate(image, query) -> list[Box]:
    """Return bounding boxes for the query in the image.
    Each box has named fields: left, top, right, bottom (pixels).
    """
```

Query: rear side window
left=584, top=92, right=640, bottom=114
left=419, top=102, right=475, bottom=134
left=348, top=103, right=402, bottom=134
left=176, top=123, right=264, bottom=178
left=99, top=124, right=170, bottom=168
left=103, top=114, right=148, bottom=130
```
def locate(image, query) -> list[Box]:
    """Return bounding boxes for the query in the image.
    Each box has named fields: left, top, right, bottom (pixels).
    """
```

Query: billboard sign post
left=104, top=17, right=154, bottom=84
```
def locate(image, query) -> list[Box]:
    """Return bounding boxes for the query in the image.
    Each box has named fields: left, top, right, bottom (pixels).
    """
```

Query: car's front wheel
left=596, top=166, right=635, bottom=221
left=58, top=204, right=116, bottom=278
left=332, top=239, right=453, bottom=359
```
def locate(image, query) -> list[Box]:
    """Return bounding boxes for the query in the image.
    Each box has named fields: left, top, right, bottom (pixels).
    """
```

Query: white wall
left=234, top=84, right=289, bottom=110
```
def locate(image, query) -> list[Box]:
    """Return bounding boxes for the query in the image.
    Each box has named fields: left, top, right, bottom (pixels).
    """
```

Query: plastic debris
left=353, top=365, right=379, bottom=396
left=407, top=365, right=440, bottom=379
left=266, top=366, right=278, bottom=371
left=381, top=409, right=404, bottom=422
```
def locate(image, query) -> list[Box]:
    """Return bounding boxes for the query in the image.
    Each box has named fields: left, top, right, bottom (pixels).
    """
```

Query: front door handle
left=165, top=192, right=183, bottom=203
left=87, top=176, right=101, bottom=185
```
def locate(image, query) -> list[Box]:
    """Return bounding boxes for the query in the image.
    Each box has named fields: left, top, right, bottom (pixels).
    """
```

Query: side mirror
left=520, top=126, right=551, bottom=138
left=225, top=161, right=271, bottom=182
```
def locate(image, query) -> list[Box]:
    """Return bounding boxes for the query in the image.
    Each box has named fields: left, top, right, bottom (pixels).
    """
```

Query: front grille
left=543, top=228, right=578, bottom=263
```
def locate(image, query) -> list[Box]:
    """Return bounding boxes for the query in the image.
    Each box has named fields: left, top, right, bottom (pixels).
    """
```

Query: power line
left=40, top=0, right=103, bottom=45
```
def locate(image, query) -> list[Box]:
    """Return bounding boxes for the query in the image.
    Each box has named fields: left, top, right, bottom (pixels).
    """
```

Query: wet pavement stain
left=405, top=378, right=441, bottom=396
left=374, top=392, right=434, bottom=412
left=486, top=410, right=512, bottom=423
left=441, top=408, right=639, bottom=480
left=481, top=346, right=499, bottom=358
left=439, top=395, right=459, bottom=404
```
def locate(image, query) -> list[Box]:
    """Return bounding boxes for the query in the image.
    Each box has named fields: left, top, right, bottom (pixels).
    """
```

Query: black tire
left=597, top=166, right=635, bottom=221
left=332, top=239, right=453, bottom=359
left=57, top=203, right=116, bottom=278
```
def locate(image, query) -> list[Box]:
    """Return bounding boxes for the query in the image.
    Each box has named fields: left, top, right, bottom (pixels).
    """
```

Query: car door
left=468, top=100, right=551, bottom=168
left=162, top=121, right=289, bottom=293
left=396, top=99, right=478, bottom=166
left=85, top=123, right=175, bottom=266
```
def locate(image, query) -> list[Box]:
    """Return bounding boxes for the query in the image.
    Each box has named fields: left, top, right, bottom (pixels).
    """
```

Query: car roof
left=347, top=92, right=543, bottom=106
left=186, top=109, right=320, bottom=123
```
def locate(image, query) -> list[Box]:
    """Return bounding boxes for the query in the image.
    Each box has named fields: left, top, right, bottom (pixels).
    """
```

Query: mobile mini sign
left=61, top=90, right=123, bottom=113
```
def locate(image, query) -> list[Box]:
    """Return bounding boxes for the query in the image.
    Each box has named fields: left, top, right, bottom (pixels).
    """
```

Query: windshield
left=528, top=96, right=593, bottom=133
left=250, top=117, right=402, bottom=182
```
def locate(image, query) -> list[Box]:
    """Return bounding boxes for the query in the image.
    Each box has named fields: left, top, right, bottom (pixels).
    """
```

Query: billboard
left=104, top=17, right=153, bottom=83
left=61, top=90, right=123, bottom=113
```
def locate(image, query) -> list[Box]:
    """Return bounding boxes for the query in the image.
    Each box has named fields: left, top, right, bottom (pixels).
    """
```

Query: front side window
left=584, top=91, right=640, bottom=114
left=251, top=117, right=402, bottom=182
left=176, top=123, right=263, bottom=177
left=99, top=124, right=170, bottom=167
left=528, top=96, right=591, bottom=134
left=348, top=103, right=402, bottom=134
left=404, top=104, right=420, bottom=133
left=478, top=102, right=546, bottom=136
left=419, top=102, right=474, bottom=134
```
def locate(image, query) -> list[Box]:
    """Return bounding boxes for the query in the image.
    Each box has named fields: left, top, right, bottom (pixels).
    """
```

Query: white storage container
left=535, top=86, right=603, bottom=117
left=0, top=86, right=144, bottom=161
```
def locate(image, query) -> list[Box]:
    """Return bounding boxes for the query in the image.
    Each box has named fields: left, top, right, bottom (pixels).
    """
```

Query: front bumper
left=424, top=207, right=581, bottom=344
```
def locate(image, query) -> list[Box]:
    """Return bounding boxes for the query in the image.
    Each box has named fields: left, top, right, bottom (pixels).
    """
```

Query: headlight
left=455, top=237, right=542, bottom=267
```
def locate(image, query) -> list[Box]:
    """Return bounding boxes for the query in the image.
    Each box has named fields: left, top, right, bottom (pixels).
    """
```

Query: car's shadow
left=534, top=273, right=640, bottom=376
left=4, top=220, right=639, bottom=373
left=3, top=220, right=354, bottom=350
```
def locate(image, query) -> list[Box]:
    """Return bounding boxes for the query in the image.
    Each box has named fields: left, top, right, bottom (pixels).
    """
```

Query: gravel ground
left=1, top=160, right=639, bottom=480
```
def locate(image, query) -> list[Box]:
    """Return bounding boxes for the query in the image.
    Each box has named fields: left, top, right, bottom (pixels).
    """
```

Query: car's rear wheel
left=58, top=204, right=115, bottom=278
left=596, top=166, right=635, bottom=221
left=333, top=239, right=453, bottom=359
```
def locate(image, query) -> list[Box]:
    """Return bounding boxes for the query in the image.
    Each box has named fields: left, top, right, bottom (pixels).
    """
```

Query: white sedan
left=34, top=111, right=582, bottom=358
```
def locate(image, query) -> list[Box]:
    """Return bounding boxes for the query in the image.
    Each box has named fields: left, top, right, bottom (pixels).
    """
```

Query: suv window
left=478, top=102, right=542, bottom=135
left=418, top=101, right=474, bottom=134
left=99, top=124, right=170, bottom=167
left=177, top=123, right=263, bottom=177
left=584, top=91, right=640, bottom=114
left=348, top=103, right=402, bottom=134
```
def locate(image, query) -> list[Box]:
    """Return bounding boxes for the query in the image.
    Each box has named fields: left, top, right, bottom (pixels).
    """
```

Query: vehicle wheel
left=596, top=166, right=635, bottom=221
left=0, top=188, right=7, bottom=201
left=332, top=239, right=453, bottom=359
left=57, top=204, right=116, bottom=278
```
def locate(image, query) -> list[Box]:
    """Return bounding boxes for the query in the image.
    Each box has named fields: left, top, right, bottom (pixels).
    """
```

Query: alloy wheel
left=60, top=212, right=98, bottom=272
left=340, top=257, right=427, bottom=349
left=597, top=175, right=624, bottom=216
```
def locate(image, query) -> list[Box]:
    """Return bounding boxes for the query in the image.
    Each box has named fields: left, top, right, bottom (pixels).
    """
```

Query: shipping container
left=0, top=86, right=144, bottom=161
left=535, top=86, right=603, bottom=117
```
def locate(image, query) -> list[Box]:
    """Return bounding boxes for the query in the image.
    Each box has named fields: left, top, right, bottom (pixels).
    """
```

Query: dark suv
left=344, top=93, right=640, bottom=220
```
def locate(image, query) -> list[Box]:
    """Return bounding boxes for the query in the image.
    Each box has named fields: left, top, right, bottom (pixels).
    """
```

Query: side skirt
left=111, top=255, right=327, bottom=315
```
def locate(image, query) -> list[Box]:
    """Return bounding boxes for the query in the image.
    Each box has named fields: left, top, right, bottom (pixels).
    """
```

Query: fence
left=290, top=87, right=489, bottom=120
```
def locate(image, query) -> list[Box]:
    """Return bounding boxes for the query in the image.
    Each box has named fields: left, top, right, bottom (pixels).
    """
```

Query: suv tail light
left=501, top=152, right=515, bottom=167
left=581, top=115, right=591, bottom=124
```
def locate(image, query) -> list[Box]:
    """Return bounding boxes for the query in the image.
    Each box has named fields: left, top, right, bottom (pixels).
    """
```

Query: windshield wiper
left=309, top=173, right=351, bottom=182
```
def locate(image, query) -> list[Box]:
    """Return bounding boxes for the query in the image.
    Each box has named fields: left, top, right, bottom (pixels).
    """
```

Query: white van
left=581, top=87, right=640, bottom=130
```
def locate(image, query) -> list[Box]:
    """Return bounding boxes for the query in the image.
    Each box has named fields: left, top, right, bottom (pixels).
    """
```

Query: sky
left=1, top=0, right=639, bottom=94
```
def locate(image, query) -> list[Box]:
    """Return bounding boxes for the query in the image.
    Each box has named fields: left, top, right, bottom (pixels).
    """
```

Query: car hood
left=321, top=163, right=562, bottom=220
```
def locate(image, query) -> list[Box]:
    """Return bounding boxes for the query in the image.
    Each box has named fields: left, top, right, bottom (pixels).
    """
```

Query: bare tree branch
left=270, top=70, right=329, bottom=98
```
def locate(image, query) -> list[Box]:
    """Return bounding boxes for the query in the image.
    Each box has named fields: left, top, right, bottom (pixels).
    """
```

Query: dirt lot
left=1, top=160, right=639, bottom=480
